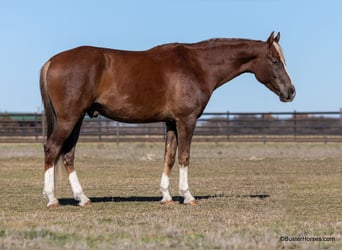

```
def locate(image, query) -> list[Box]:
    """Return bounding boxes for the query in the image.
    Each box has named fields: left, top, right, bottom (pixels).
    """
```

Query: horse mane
left=192, top=38, right=265, bottom=48
left=151, top=37, right=264, bottom=51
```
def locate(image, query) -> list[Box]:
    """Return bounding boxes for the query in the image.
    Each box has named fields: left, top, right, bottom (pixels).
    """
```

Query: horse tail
left=39, top=60, right=55, bottom=140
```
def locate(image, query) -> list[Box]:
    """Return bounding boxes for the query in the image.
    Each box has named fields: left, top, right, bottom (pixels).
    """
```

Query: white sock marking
left=179, top=165, right=195, bottom=203
left=69, top=171, right=90, bottom=206
left=69, top=171, right=83, bottom=196
left=179, top=166, right=189, bottom=193
left=160, top=172, right=172, bottom=202
left=160, top=172, right=170, bottom=191
left=43, top=166, right=58, bottom=207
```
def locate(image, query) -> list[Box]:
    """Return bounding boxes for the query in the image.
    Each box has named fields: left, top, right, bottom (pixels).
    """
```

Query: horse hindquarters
left=40, top=61, right=91, bottom=207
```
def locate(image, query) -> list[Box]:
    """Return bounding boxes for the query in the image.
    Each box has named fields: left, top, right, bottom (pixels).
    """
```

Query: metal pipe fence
left=1, top=111, right=342, bottom=143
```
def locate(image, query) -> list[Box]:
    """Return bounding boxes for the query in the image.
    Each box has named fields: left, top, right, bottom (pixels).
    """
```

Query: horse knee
left=178, top=154, right=190, bottom=167
left=164, top=137, right=177, bottom=172
left=62, top=153, right=75, bottom=174
left=165, top=149, right=176, bottom=165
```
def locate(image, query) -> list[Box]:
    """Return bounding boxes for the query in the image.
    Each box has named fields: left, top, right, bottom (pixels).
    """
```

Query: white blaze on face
left=272, top=42, right=290, bottom=76
left=272, top=42, right=295, bottom=102
left=272, top=42, right=286, bottom=65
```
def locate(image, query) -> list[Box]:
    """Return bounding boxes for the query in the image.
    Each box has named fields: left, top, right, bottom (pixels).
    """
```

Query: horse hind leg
left=43, top=143, right=59, bottom=208
left=61, top=119, right=91, bottom=206
left=160, top=122, right=177, bottom=204
left=43, top=121, right=74, bottom=207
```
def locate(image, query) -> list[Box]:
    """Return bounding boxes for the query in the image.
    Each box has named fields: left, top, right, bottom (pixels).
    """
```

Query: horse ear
left=267, top=31, right=275, bottom=46
left=274, top=32, right=280, bottom=43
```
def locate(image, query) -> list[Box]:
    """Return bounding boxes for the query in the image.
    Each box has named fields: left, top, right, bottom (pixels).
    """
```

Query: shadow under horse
left=58, top=194, right=270, bottom=206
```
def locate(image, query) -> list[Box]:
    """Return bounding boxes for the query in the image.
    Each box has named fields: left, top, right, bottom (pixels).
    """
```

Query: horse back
left=45, top=45, right=208, bottom=122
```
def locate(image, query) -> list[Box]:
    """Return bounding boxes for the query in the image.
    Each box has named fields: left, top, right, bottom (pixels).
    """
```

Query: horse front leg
left=176, top=117, right=197, bottom=205
left=160, top=122, right=177, bottom=204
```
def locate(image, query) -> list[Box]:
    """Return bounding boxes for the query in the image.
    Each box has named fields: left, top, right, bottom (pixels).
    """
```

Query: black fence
left=1, top=111, right=342, bottom=143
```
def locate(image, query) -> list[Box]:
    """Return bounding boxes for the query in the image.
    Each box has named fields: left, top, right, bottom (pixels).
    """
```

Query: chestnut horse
left=40, top=32, right=295, bottom=207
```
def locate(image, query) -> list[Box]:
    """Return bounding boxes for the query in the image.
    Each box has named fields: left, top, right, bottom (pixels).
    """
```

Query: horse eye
left=273, top=59, right=281, bottom=64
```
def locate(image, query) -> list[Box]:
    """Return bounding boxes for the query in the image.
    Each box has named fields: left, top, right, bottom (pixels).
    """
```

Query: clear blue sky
left=1, top=0, right=342, bottom=113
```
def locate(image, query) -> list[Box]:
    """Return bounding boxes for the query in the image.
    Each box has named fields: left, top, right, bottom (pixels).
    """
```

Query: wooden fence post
left=226, top=111, right=230, bottom=141
left=98, top=115, right=102, bottom=142
left=293, top=110, right=297, bottom=142
left=116, top=121, right=120, bottom=146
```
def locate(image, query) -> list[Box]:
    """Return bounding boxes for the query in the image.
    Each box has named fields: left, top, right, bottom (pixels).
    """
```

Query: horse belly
left=96, top=65, right=172, bottom=122
left=95, top=90, right=170, bottom=123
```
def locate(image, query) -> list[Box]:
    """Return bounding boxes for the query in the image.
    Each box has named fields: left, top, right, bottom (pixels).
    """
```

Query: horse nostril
left=280, top=85, right=296, bottom=102
left=290, top=87, right=296, bottom=98
left=287, top=86, right=296, bottom=101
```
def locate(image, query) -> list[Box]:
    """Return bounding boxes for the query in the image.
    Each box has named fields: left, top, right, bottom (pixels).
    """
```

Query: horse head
left=253, top=32, right=296, bottom=102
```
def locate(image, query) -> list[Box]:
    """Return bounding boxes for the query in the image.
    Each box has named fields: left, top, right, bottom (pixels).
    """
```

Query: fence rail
left=1, top=111, right=342, bottom=143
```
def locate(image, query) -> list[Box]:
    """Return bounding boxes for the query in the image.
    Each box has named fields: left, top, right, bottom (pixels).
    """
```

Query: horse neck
left=194, top=39, right=265, bottom=90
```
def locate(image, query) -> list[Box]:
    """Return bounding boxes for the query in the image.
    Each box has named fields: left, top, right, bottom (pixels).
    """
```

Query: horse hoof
left=185, top=199, right=197, bottom=205
left=47, top=202, right=60, bottom=208
left=83, top=200, right=92, bottom=207
left=79, top=200, right=92, bottom=207
left=160, top=200, right=174, bottom=206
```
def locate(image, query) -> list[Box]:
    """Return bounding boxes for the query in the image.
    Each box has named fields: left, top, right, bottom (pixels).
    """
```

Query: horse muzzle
left=280, top=86, right=296, bottom=102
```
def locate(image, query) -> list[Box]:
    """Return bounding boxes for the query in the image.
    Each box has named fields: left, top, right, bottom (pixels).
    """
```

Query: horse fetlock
left=43, top=189, right=59, bottom=208
left=179, top=190, right=196, bottom=205
left=78, top=196, right=91, bottom=207
left=160, top=188, right=173, bottom=204
left=73, top=192, right=90, bottom=206
left=46, top=197, right=59, bottom=208
left=160, top=199, right=175, bottom=205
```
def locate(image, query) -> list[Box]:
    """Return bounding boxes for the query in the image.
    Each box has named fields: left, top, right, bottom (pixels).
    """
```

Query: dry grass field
left=0, top=142, right=341, bottom=249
